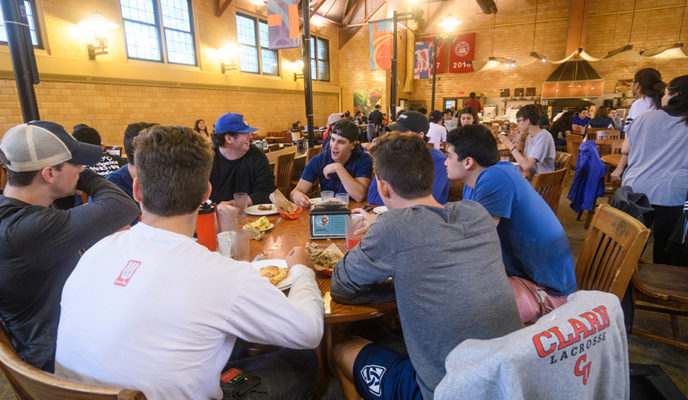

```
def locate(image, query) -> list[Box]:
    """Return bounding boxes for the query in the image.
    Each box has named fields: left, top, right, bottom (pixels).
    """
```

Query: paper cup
left=217, top=231, right=232, bottom=257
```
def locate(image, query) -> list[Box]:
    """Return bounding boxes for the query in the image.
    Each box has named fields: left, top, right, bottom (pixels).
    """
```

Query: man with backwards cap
left=367, top=111, right=449, bottom=206
left=0, top=121, right=139, bottom=371
left=291, top=119, right=373, bottom=206
left=209, top=113, right=276, bottom=205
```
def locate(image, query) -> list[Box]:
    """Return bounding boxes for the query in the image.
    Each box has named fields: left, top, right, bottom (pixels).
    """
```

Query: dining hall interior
left=0, top=0, right=687, bottom=399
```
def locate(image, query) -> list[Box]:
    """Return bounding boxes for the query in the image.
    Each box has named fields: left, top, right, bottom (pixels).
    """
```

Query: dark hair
left=516, top=104, right=541, bottom=126
left=417, top=107, right=427, bottom=115
left=446, top=124, right=498, bottom=168
left=124, top=122, right=157, bottom=165
left=135, top=125, right=213, bottom=216
left=370, top=132, right=434, bottom=199
left=663, top=75, right=688, bottom=125
left=344, top=110, right=351, bottom=117
left=459, top=106, right=479, bottom=125
left=469, top=92, right=476, bottom=98
left=593, top=105, right=609, bottom=118
left=549, top=110, right=575, bottom=134
left=396, top=109, right=405, bottom=119
left=375, top=104, right=381, bottom=109
left=72, top=125, right=102, bottom=146
left=609, top=106, right=617, bottom=111
left=444, top=108, right=452, bottom=114
left=577, top=105, right=589, bottom=113
left=194, top=119, right=209, bottom=137
left=211, top=131, right=245, bottom=148
left=1, top=161, right=63, bottom=187
left=634, top=68, right=666, bottom=109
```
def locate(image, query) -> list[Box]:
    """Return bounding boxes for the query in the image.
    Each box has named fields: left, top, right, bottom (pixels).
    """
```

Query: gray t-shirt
left=331, top=201, right=523, bottom=399
left=525, top=129, right=556, bottom=175
left=622, top=109, right=688, bottom=206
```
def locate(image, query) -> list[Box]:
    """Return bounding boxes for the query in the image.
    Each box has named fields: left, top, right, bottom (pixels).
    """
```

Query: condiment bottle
left=196, top=201, right=217, bottom=251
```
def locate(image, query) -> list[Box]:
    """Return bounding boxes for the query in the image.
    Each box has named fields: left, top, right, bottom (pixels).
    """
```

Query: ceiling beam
left=215, top=0, right=233, bottom=17
left=300, top=0, right=328, bottom=30
left=340, top=0, right=387, bottom=49
left=342, top=0, right=366, bottom=26
left=421, top=0, right=453, bottom=34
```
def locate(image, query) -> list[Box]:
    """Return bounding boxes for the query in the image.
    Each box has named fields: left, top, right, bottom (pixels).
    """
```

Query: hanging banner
left=420, top=37, right=446, bottom=73
left=449, top=33, right=476, bottom=73
left=369, top=19, right=394, bottom=71
left=267, top=0, right=300, bottom=50
left=414, top=41, right=432, bottom=79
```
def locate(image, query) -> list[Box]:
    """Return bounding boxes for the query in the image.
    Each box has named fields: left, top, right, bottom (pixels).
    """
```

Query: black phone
left=362, top=205, right=375, bottom=212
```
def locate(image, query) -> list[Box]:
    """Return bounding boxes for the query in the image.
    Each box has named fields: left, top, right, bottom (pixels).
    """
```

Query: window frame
left=235, top=12, right=279, bottom=76
left=0, top=0, right=42, bottom=49
left=309, top=35, right=330, bottom=82
left=120, top=0, right=197, bottom=66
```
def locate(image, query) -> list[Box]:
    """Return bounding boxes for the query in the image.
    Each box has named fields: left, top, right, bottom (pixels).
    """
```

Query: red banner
left=449, top=33, right=476, bottom=73
left=420, top=37, right=445, bottom=73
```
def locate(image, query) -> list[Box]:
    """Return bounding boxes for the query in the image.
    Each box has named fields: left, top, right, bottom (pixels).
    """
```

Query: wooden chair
left=565, top=131, right=583, bottom=173
left=591, top=129, right=620, bottom=140
left=554, top=151, right=573, bottom=171
left=575, top=204, right=650, bottom=301
left=305, top=146, right=323, bottom=163
left=275, top=152, right=295, bottom=195
left=268, top=143, right=280, bottom=152
left=631, top=263, right=688, bottom=350
left=530, top=168, right=567, bottom=216
left=0, top=324, right=146, bottom=400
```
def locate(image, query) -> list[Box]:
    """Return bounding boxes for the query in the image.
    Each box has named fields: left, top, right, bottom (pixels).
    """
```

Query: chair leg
left=671, top=312, right=680, bottom=340
left=577, top=211, right=583, bottom=221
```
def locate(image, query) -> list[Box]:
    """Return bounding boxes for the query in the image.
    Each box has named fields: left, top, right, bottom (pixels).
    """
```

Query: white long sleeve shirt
left=55, top=222, right=323, bottom=400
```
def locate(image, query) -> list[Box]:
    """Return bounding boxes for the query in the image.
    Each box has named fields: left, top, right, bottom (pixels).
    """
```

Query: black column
left=431, top=37, right=438, bottom=111
left=1, top=0, right=39, bottom=122
left=389, top=11, right=398, bottom=122
left=302, top=0, right=314, bottom=147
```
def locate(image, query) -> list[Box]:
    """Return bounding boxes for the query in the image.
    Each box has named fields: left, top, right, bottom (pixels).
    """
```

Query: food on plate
left=259, top=265, right=289, bottom=285
left=270, top=189, right=298, bottom=214
left=257, top=204, right=274, bottom=211
left=243, top=226, right=264, bottom=240
left=306, top=242, right=344, bottom=271
left=308, top=198, right=320, bottom=206
left=245, top=216, right=271, bottom=231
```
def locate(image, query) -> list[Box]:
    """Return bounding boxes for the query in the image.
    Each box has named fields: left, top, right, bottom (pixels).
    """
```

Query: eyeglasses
left=516, top=118, right=525, bottom=123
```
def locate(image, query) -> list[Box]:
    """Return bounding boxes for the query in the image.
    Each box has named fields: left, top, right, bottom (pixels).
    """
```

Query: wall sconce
left=293, top=60, right=304, bottom=81
left=78, top=13, right=119, bottom=60
left=219, top=43, right=240, bottom=73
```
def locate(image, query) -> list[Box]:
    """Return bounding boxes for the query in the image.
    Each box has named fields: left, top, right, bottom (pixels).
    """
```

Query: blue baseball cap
left=214, top=113, right=258, bottom=134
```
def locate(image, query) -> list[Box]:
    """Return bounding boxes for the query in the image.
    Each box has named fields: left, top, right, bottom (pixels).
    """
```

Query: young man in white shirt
left=427, top=110, right=448, bottom=149
left=498, top=104, right=555, bottom=176
left=55, top=125, right=324, bottom=400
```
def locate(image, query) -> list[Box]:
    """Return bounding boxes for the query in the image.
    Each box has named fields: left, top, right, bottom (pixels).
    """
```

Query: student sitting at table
left=55, top=125, right=324, bottom=400
left=446, top=124, right=576, bottom=323
left=209, top=112, right=276, bottom=205
left=571, top=105, right=590, bottom=133
left=367, top=111, right=449, bottom=205
left=498, top=104, right=556, bottom=176
left=291, top=119, right=372, bottom=205
left=330, top=133, right=523, bottom=400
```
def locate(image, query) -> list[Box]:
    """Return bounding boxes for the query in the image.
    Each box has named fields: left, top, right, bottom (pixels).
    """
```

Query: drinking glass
left=335, top=193, right=349, bottom=206
left=345, top=214, right=365, bottom=250
left=320, top=191, right=334, bottom=201
left=233, top=192, right=248, bottom=218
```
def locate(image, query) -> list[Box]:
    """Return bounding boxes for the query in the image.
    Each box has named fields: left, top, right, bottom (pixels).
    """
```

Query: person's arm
left=322, top=163, right=370, bottom=202
left=248, top=152, right=277, bottom=205
left=13, top=170, right=139, bottom=256
left=498, top=134, right=536, bottom=171
left=611, top=138, right=630, bottom=181
left=291, top=179, right=314, bottom=208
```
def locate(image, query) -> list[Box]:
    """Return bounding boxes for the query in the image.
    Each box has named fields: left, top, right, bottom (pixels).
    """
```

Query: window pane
left=121, top=0, right=156, bottom=24
left=309, top=37, right=315, bottom=55
left=261, top=49, right=278, bottom=74
left=318, top=38, right=328, bottom=60
left=236, top=15, right=256, bottom=45
left=318, top=61, right=329, bottom=81
left=240, top=44, right=259, bottom=73
left=160, top=0, right=191, bottom=32
left=165, top=29, right=195, bottom=64
left=0, top=2, right=39, bottom=45
left=123, top=20, right=161, bottom=61
left=311, top=59, right=316, bottom=80
left=259, top=21, right=269, bottom=48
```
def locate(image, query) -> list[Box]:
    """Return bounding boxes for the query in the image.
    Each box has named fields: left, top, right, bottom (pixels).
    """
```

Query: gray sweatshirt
left=331, top=201, right=523, bottom=399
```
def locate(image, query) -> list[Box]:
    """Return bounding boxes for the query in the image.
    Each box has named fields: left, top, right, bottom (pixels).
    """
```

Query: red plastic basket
left=278, top=206, right=303, bottom=220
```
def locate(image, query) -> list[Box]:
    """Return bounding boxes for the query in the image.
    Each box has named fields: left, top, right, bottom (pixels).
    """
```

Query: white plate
left=308, top=197, right=322, bottom=205
left=242, top=222, right=274, bottom=232
left=373, top=206, right=388, bottom=214
left=252, top=259, right=292, bottom=290
left=246, top=204, right=278, bottom=216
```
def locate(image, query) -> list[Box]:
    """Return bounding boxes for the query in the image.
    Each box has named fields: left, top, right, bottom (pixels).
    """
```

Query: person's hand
left=351, top=208, right=377, bottom=236
left=291, top=190, right=311, bottom=208
left=285, top=246, right=310, bottom=269
left=218, top=200, right=235, bottom=207
left=611, top=167, right=623, bottom=181
left=323, top=163, right=341, bottom=180
left=497, top=134, right=514, bottom=148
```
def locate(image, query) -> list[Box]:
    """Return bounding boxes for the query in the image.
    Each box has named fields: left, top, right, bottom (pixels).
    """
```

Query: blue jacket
left=567, top=140, right=606, bottom=212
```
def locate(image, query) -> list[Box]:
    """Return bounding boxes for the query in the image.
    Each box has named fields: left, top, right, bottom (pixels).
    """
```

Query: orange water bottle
left=196, top=202, right=217, bottom=251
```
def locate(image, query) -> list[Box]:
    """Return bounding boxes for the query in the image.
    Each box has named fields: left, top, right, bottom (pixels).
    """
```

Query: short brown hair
left=369, top=132, right=433, bottom=200
left=0, top=152, right=63, bottom=187
left=135, top=126, right=213, bottom=216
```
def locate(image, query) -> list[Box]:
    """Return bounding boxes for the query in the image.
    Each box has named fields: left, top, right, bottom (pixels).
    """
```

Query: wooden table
left=601, top=153, right=622, bottom=168
left=245, top=203, right=397, bottom=324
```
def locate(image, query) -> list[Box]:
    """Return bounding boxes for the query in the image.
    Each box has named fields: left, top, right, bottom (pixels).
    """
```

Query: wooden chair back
left=306, top=146, right=323, bottom=163
left=595, top=139, right=623, bottom=156
left=0, top=324, right=146, bottom=400
left=275, top=152, right=295, bottom=195
left=268, top=143, right=281, bottom=152
left=554, top=151, right=573, bottom=171
left=565, top=132, right=584, bottom=169
left=530, top=168, right=567, bottom=215
left=591, top=129, right=620, bottom=140
left=575, top=204, right=650, bottom=300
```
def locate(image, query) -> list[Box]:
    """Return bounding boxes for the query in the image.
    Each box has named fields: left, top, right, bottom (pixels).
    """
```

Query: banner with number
left=267, top=0, right=300, bottom=49
left=414, top=42, right=431, bottom=79
left=420, top=37, right=446, bottom=73
left=369, top=19, right=394, bottom=71
left=449, top=33, right=476, bottom=73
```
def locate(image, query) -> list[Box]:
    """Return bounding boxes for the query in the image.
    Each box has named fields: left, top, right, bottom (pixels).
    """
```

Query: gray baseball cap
left=0, top=121, right=102, bottom=172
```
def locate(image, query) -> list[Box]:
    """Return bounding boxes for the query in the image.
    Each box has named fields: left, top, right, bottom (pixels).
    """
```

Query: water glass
left=230, top=230, right=250, bottom=261
left=233, top=192, right=248, bottom=218
left=335, top=193, right=349, bottom=206
left=217, top=232, right=232, bottom=257
left=321, top=191, right=334, bottom=201
left=345, top=214, right=365, bottom=250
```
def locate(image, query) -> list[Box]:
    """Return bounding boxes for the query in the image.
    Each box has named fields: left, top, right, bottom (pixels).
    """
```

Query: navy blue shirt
left=463, top=162, right=576, bottom=295
left=301, top=147, right=373, bottom=195
left=368, top=148, right=449, bottom=205
left=105, top=165, right=140, bottom=225
left=572, top=114, right=590, bottom=127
